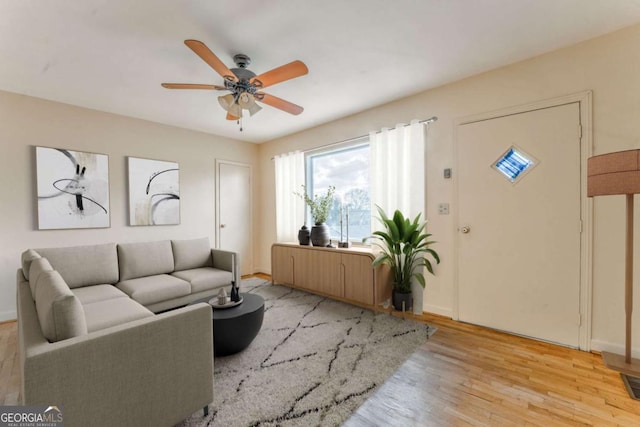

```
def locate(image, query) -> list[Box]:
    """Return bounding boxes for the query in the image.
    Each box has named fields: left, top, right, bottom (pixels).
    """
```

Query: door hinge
left=579, top=220, right=583, bottom=233
left=578, top=313, right=582, bottom=326
left=578, top=124, right=582, bottom=139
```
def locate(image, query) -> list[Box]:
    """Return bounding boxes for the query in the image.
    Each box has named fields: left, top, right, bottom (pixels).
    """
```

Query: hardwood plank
left=0, top=320, right=18, bottom=405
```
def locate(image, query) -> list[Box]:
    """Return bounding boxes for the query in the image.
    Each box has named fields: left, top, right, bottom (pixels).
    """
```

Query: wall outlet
left=438, top=203, right=450, bottom=215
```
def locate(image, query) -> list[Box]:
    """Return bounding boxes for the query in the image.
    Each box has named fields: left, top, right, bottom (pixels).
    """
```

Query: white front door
left=457, top=102, right=582, bottom=347
left=217, top=161, right=252, bottom=276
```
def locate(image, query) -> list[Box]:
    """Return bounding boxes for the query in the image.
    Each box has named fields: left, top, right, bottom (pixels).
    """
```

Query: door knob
left=220, top=224, right=226, bottom=228
left=460, top=226, right=470, bottom=234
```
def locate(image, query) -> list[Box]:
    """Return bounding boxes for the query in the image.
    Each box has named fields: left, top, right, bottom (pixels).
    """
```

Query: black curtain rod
left=271, top=116, right=437, bottom=160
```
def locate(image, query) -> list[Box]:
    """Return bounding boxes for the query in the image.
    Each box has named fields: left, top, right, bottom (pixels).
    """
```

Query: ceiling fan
left=162, top=40, right=308, bottom=126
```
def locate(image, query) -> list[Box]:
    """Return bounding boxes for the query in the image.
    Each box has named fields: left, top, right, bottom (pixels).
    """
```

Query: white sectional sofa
left=16, top=237, right=239, bottom=427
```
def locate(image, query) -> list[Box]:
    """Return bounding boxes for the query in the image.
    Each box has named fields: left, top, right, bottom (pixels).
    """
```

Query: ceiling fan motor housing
left=226, top=55, right=260, bottom=96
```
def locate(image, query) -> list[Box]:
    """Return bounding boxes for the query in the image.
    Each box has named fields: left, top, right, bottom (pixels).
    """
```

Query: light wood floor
left=350, top=310, right=640, bottom=426
left=0, top=320, right=20, bottom=406
left=4, top=279, right=640, bottom=425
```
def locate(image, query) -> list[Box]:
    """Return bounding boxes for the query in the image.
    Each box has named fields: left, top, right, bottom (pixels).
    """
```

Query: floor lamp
left=587, top=149, right=640, bottom=377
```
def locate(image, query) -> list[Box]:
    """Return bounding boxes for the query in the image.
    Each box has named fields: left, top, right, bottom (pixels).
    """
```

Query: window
left=492, top=146, right=537, bottom=184
left=305, top=141, right=370, bottom=243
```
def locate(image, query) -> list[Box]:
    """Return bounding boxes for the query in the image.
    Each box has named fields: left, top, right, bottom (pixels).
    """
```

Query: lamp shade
left=218, top=94, right=235, bottom=111
left=238, top=92, right=262, bottom=116
left=227, top=102, right=242, bottom=118
left=587, top=149, right=640, bottom=197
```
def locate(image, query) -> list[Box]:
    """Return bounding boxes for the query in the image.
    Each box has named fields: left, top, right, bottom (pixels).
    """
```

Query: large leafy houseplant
left=364, top=206, right=440, bottom=299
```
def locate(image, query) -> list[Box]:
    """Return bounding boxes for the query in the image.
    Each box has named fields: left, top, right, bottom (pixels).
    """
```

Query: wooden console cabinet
left=271, top=243, right=391, bottom=310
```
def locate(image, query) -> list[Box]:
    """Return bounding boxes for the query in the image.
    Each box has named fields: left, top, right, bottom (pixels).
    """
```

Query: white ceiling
left=2, top=1, right=640, bottom=143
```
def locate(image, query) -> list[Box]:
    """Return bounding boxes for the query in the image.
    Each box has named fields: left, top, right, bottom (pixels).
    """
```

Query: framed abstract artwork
left=128, top=156, right=180, bottom=226
left=36, top=146, right=110, bottom=230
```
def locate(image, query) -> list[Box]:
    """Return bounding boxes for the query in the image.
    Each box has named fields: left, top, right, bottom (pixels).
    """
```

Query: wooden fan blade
left=184, top=40, right=237, bottom=81
left=251, top=60, right=308, bottom=89
left=258, top=93, right=304, bottom=115
left=226, top=112, right=240, bottom=121
left=161, top=83, right=227, bottom=90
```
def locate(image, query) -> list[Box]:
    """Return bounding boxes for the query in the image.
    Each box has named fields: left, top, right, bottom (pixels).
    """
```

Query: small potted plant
left=295, top=185, right=335, bottom=246
left=364, top=205, right=440, bottom=311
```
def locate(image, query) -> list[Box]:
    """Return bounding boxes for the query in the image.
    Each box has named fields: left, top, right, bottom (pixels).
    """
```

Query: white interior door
left=217, top=161, right=252, bottom=276
left=457, top=102, right=582, bottom=347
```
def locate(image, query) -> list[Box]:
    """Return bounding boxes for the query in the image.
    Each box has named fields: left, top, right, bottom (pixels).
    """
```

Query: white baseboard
left=591, top=339, right=640, bottom=359
left=0, top=310, right=16, bottom=322
left=423, top=304, right=452, bottom=318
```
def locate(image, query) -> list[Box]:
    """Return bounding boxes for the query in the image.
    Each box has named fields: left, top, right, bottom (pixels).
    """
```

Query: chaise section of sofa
left=17, top=270, right=213, bottom=427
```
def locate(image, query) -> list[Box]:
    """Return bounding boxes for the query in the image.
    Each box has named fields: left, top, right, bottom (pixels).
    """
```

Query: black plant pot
left=310, top=223, right=330, bottom=247
left=392, top=290, right=412, bottom=312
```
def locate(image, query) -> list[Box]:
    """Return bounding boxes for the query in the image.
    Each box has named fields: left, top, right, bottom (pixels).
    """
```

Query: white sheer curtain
left=370, top=119, right=426, bottom=223
left=369, top=119, right=427, bottom=314
left=274, top=151, right=305, bottom=242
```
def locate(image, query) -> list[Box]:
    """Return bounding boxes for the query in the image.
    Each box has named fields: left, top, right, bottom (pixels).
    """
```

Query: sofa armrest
left=211, top=249, right=240, bottom=283
left=20, top=287, right=213, bottom=427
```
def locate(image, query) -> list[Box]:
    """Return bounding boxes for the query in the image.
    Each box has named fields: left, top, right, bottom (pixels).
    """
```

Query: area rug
left=178, top=278, right=435, bottom=427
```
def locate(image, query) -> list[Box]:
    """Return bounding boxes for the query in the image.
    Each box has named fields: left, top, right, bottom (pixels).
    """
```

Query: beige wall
left=257, top=23, right=640, bottom=354
left=0, top=91, right=257, bottom=321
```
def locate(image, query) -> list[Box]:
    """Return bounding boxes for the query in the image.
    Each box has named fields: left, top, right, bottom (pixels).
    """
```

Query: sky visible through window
left=308, top=144, right=370, bottom=242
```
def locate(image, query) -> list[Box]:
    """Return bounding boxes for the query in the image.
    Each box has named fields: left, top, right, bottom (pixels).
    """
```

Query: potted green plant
left=364, top=205, right=440, bottom=311
left=295, top=185, right=335, bottom=246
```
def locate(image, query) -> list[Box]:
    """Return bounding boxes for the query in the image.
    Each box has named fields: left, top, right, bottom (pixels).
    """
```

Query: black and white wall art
left=128, top=156, right=180, bottom=226
left=36, top=146, right=110, bottom=230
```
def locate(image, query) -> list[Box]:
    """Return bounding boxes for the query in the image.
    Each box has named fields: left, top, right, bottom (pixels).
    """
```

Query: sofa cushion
left=35, top=243, right=119, bottom=288
left=171, top=238, right=213, bottom=271
left=28, top=257, right=53, bottom=297
left=117, top=274, right=190, bottom=306
left=72, top=284, right=129, bottom=305
left=21, top=249, right=41, bottom=280
left=118, top=240, right=174, bottom=281
left=172, top=268, right=232, bottom=293
left=34, top=270, right=87, bottom=342
left=83, top=298, right=154, bottom=333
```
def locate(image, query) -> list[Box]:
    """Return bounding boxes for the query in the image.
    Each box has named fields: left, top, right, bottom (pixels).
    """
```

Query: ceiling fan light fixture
left=238, top=92, right=262, bottom=116
left=247, top=102, right=262, bottom=117
left=228, top=102, right=242, bottom=118
left=217, top=93, right=235, bottom=111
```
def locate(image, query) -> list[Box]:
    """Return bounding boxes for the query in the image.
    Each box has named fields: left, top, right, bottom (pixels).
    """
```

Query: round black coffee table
left=192, top=292, right=264, bottom=356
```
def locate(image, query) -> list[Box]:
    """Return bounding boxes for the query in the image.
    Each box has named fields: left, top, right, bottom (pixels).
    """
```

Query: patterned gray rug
left=178, top=278, right=435, bottom=427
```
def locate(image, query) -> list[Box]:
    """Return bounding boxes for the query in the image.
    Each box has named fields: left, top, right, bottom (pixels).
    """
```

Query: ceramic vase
left=310, top=223, right=330, bottom=247
left=298, top=225, right=310, bottom=245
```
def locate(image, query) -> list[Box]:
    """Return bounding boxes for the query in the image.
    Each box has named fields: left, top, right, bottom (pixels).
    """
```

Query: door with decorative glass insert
left=456, top=102, right=581, bottom=347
